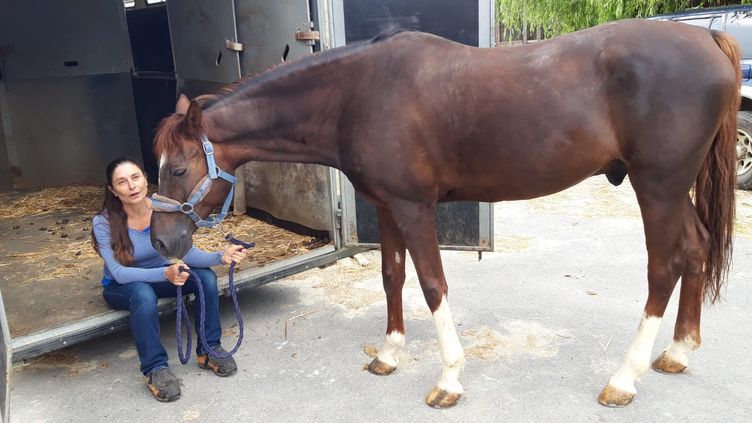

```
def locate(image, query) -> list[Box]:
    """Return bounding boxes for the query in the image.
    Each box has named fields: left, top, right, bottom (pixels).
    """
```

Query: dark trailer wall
left=0, top=0, right=175, bottom=189
left=0, top=1, right=143, bottom=189
left=126, top=1, right=177, bottom=183
left=335, top=0, right=497, bottom=250
left=344, top=0, right=480, bottom=46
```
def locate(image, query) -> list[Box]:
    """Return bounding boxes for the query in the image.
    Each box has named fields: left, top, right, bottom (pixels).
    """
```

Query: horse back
left=338, top=21, right=738, bottom=202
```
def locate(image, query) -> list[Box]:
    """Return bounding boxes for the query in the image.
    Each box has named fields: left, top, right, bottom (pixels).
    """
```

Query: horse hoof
left=597, top=384, right=634, bottom=408
left=651, top=352, right=687, bottom=374
left=426, top=387, right=462, bottom=409
left=367, top=357, right=396, bottom=376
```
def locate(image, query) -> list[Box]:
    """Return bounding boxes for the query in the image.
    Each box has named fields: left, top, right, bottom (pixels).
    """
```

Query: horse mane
left=193, top=29, right=410, bottom=110
left=371, top=28, right=411, bottom=42
left=154, top=29, right=411, bottom=157
left=153, top=112, right=197, bottom=158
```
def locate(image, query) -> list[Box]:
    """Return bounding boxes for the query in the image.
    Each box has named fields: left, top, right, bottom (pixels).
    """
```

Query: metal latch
left=225, top=39, right=244, bottom=52
left=295, top=30, right=320, bottom=46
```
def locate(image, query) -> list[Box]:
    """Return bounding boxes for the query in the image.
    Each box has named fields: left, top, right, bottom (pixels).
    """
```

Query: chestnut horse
left=150, top=20, right=739, bottom=408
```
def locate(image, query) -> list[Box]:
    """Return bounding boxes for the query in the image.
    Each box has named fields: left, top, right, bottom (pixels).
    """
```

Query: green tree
left=497, top=0, right=752, bottom=38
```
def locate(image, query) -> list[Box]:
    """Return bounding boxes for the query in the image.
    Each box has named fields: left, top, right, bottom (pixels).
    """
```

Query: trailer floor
left=9, top=179, right=752, bottom=422
left=0, top=206, right=325, bottom=339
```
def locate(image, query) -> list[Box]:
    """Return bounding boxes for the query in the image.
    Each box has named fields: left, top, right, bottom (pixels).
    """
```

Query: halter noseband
left=150, top=133, right=237, bottom=228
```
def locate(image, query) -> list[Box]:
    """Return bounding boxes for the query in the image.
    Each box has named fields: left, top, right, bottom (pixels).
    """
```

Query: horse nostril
left=153, top=238, right=166, bottom=253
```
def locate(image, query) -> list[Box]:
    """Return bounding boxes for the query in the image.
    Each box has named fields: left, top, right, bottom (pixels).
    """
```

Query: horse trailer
left=0, top=1, right=496, bottom=420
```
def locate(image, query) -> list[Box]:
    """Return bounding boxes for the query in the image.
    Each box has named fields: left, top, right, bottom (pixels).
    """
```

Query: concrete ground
left=9, top=179, right=752, bottom=422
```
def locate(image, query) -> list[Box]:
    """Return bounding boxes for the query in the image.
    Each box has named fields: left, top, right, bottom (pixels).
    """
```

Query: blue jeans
left=103, top=268, right=222, bottom=375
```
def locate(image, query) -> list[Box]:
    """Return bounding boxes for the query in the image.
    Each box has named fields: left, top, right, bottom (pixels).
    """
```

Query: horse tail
left=695, top=30, right=740, bottom=304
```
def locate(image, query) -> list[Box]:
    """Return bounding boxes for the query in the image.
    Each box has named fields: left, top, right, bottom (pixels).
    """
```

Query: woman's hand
left=165, top=262, right=190, bottom=286
left=222, top=244, right=248, bottom=265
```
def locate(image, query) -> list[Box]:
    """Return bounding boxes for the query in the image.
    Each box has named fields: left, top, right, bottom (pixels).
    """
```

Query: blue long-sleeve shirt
left=92, top=214, right=223, bottom=286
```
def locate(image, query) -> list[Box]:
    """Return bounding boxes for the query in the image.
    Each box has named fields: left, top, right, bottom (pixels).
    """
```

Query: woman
left=91, top=157, right=247, bottom=402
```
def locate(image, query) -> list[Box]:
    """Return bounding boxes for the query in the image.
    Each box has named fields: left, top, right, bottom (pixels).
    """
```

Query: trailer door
left=0, top=291, right=10, bottom=422
left=334, top=0, right=495, bottom=251
left=167, top=0, right=336, bottom=237
left=165, top=0, right=242, bottom=86
left=231, top=0, right=335, bottom=235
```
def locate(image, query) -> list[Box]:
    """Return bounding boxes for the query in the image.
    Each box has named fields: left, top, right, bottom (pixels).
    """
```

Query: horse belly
left=444, top=128, right=618, bottom=203
left=445, top=167, right=602, bottom=203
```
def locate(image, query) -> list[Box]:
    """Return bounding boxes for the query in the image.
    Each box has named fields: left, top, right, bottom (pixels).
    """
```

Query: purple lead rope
left=175, top=234, right=255, bottom=363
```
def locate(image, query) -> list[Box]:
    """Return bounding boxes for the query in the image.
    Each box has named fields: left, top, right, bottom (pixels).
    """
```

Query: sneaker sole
left=148, top=383, right=181, bottom=402
left=198, top=361, right=237, bottom=377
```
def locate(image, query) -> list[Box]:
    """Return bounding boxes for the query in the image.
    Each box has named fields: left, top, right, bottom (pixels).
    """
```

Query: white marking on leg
left=432, top=296, right=465, bottom=393
left=377, top=331, right=405, bottom=368
left=395, top=252, right=401, bottom=264
left=608, top=313, right=662, bottom=394
left=662, top=336, right=697, bottom=367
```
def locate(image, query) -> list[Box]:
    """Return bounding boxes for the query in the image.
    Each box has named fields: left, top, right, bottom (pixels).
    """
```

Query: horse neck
left=202, top=69, right=343, bottom=171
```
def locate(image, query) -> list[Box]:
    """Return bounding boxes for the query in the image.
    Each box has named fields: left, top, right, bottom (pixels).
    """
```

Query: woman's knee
left=193, top=268, right=218, bottom=293
left=128, top=283, right=158, bottom=313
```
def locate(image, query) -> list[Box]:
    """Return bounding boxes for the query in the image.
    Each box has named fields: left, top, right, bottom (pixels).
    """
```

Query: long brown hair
left=90, top=157, right=146, bottom=266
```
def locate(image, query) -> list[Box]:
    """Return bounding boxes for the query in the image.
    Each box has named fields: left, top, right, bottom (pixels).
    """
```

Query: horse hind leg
left=367, top=207, right=407, bottom=376
left=652, top=198, right=709, bottom=374
left=388, top=199, right=465, bottom=408
left=599, top=184, right=691, bottom=407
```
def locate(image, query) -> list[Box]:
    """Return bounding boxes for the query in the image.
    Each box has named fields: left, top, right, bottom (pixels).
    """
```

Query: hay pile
left=193, top=213, right=327, bottom=266
left=0, top=185, right=326, bottom=282
left=0, top=233, right=100, bottom=282
left=0, top=185, right=102, bottom=219
left=0, top=185, right=103, bottom=281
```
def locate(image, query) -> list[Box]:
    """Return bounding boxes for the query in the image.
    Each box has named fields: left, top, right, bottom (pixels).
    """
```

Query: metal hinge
left=335, top=209, right=342, bottom=230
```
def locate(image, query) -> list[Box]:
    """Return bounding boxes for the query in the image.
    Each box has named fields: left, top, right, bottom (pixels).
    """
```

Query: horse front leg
left=389, top=200, right=465, bottom=408
left=368, top=207, right=407, bottom=375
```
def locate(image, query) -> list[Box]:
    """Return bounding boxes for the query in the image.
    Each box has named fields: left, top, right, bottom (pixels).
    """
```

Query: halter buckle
left=203, top=141, right=214, bottom=155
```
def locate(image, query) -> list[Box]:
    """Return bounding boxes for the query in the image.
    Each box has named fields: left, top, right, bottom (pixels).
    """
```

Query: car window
left=726, top=11, right=752, bottom=59
left=674, top=16, right=723, bottom=30
left=712, top=16, right=724, bottom=30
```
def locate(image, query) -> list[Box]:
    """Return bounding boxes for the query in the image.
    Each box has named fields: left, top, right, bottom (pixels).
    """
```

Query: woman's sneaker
left=197, top=345, right=238, bottom=377
left=147, top=367, right=181, bottom=402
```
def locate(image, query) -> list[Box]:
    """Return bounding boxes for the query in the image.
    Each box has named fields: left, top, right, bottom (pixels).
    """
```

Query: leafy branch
left=497, top=0, right=752, bottom=38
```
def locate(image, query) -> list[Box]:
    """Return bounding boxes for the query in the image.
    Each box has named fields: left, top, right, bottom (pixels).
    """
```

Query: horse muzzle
left=150, top=215, right=194, bottom=259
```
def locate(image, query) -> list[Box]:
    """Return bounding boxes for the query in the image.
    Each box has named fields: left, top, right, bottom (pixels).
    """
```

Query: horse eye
left=173, top=168, right=187, bottom=177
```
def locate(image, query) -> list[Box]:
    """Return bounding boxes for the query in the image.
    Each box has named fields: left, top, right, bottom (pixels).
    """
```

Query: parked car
left=650, top=5, right=752, bottom=189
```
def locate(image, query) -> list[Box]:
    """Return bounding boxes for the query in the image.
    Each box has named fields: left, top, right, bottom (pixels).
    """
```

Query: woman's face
left=109, top=162, right=148, bottom=206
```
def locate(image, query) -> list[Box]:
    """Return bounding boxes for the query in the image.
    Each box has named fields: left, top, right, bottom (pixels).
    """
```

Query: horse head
left=150, top=95, right=235, bottom=259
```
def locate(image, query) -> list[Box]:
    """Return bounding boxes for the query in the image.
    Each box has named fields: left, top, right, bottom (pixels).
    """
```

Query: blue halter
left=150, top=133, right=237, bottom=228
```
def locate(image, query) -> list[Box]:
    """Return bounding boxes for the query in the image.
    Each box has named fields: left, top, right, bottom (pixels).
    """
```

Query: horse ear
left=175, top=94, right=191, bottom=115
left=184, top=100, right=203, bottom=135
